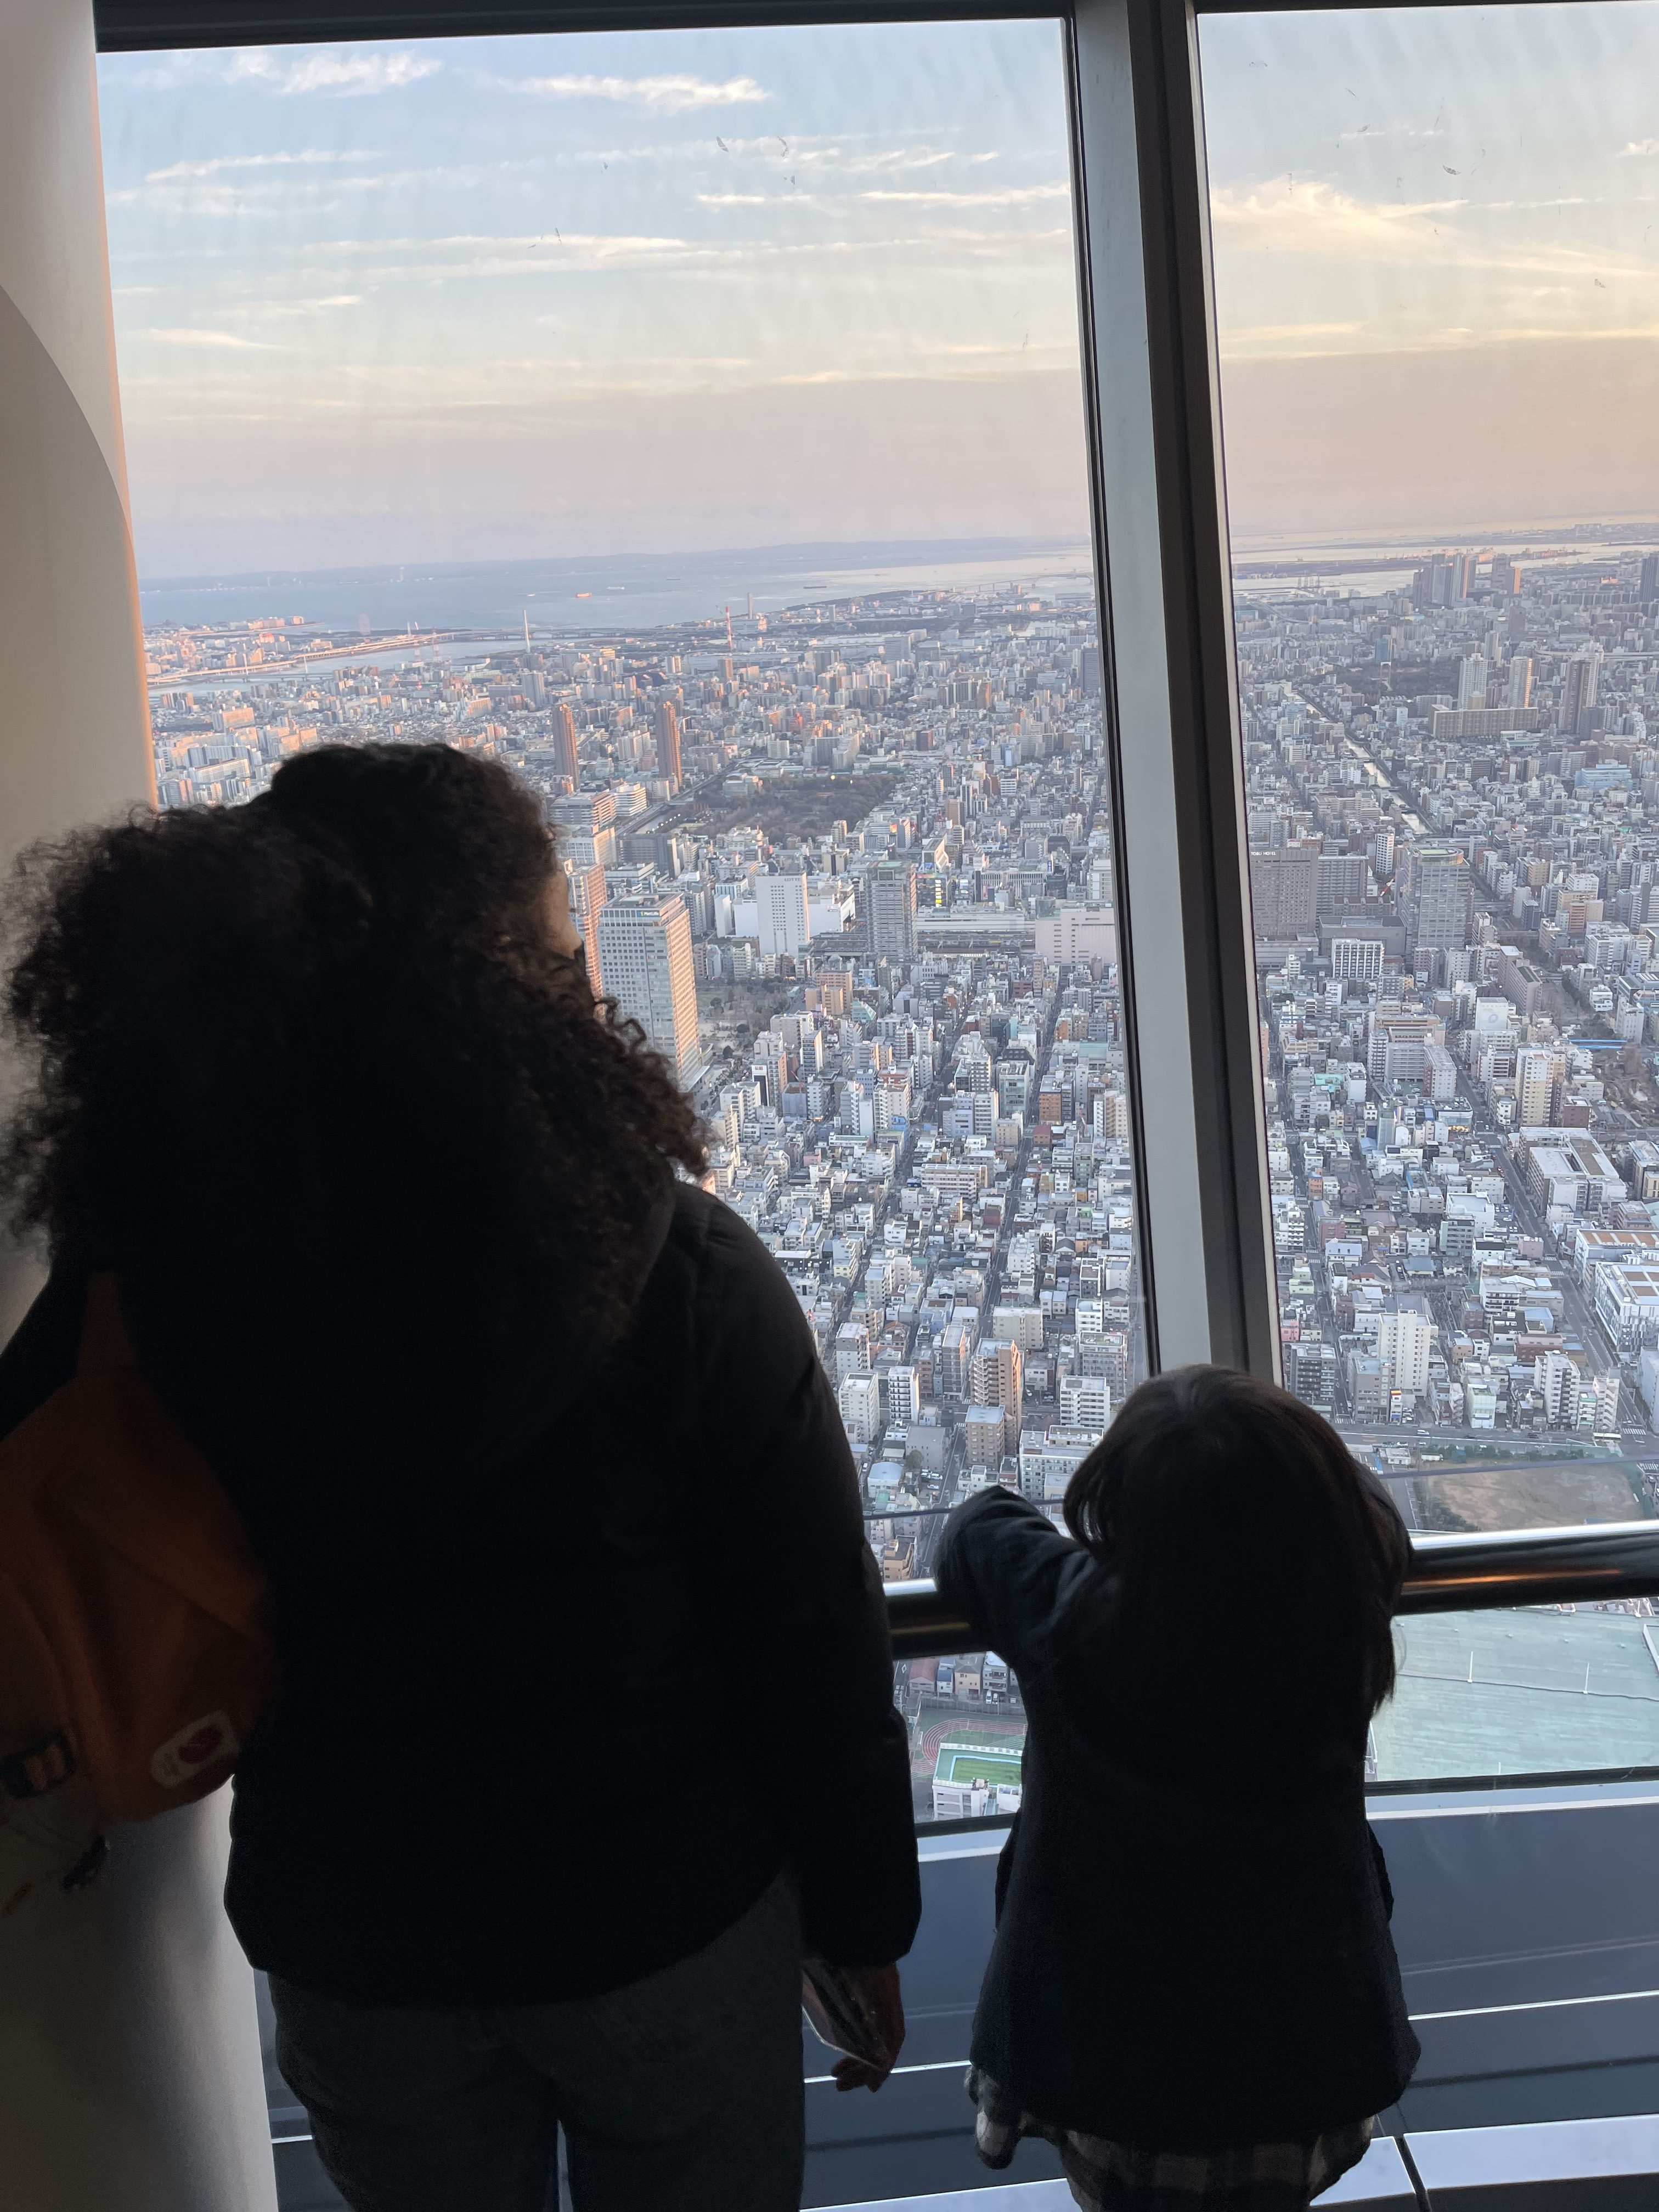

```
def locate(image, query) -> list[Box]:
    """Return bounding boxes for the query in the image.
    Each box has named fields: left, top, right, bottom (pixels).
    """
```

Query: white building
left=1058, top=1374, right=1110, bottom=1435
left=754, top=872, right=810, bottom=957
left=884, top=1365, right=921, bottom=1427
left=1017, top=1425, right=1098, bottom=1502
left=837, top=1372, right=883, bottom=1448
left=1034, top=901, right=1118, bottom=966
left=1376, top=1311, right=1431, bottom=1401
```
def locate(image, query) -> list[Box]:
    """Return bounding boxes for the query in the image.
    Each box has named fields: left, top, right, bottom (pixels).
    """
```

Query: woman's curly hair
left=2, top=743, right=704, bottom=1471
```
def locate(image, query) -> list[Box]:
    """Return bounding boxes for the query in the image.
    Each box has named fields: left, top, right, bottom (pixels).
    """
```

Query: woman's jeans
left=269, top=1872, right=804, bottom=2212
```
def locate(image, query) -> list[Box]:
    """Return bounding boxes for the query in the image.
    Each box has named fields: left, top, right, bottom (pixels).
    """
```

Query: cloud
left=249, top=295, right=364, bottom=315
left=143, top=149, right=380, bottom=182
left=139, top=328, right=276, bottom=349
left=860, top=184, right=1069, bottom=208
left=1222, top=320, right=1364, bottom=343
left=1619, top=139, right=1659, bottom=158
left=500, top=72, right=768, bottom=115
left=227, top=50, right=439, bottom=96
left=1210, top=176, right=1657, bottom=292
left=272, top=226, right=1074, bottom=286
left=109, top=162, right=495, bottom=217
left=1209, top=179, right=1466, bottom=258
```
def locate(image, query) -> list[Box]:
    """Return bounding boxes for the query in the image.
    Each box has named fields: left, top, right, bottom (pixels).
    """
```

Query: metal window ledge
left=821, top=2112, right=1659, bottom=2209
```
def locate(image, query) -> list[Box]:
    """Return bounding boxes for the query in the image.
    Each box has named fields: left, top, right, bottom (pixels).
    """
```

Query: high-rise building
left=1456, top=654, right=1487, bottom=709
left=834, top=1319, right=871, bottom=1385
left=1331, top=938, right=1384, bottom=983
left=837, top=1372, right=882, bottom=1448
left=937, top=1314, right=977, bottom=1397
left=1536, top=1349, right=1582, bottom=1427
left=563, top=859, right=607, bottom=996
left=1641, top=552, right=1659, bottom=606
left=549, top=788, right=617, bottom=870
left=755, top=871, right=810, bottom=957
left=596, top=891, right=699, bottom=1078
left=1316, top=850, right=1368, bottom=917
left=1516, top=1046, right=1565, bottom=1130
left=884, top=1365, right=920, bottom=1427
left=1058, top=1373, right=1109, bottom=1436
left=969, top=1337, right=1023, bottom=1453
left=1559, top=647, right=1601, bottom=738
left=1412, top=554, right=1451, bottom=607
left=1376, top=1311, right=1431, bottom=1401
left=1505, top=657, right=1533, bottom=711
left=1408, top=846, right=1471, bottom=963
left=1249, top=843, right=1319, bottom=933
left=654, top=699, right=682, bottom=786
left=869, top=860, right=917, bottom=958
left=551, top=700, right=579, bottom=782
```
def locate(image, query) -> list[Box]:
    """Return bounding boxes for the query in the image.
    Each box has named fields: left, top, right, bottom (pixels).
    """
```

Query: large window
left=97, top=21, right=1148, bottom=1822
left=1203, top=1, right=1659, bottom=1505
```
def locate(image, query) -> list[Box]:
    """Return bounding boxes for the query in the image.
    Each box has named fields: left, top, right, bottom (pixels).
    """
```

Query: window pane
left=1376, top=1599, right=1659, bottom=1785
left=1201, top=6, right=1659, bottom=1567
left=97, top=24, right=1145, bottom=1825
left=897, top=1635, right=1028, bottom=1821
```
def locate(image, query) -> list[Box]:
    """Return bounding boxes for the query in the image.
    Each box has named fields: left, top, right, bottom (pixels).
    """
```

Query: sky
left=96, top=5, right=1659, bottom=579
left=1201, top=2, right=1659, bottom=543
left=97, top=22, right=1090, bottom=577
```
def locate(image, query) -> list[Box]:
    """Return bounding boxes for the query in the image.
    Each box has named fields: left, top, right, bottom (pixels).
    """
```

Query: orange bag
left=0, top=1276, right=272, bottom=1866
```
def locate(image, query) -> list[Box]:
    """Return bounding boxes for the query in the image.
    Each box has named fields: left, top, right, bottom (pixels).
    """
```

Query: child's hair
left=1063, top=1365, right=1409, bottom=1749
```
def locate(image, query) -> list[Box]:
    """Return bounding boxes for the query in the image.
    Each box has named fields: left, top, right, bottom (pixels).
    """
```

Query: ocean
left=137, top=537, right=1097, bottom=640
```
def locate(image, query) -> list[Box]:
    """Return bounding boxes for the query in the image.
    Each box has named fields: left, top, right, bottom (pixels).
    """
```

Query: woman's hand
left=832, top=1962, right=906, bottom=2092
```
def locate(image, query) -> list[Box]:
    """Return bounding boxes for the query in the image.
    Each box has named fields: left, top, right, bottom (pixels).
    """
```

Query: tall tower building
left=1559, top=647, right=1601, bottom=738
left=596, top=892, right=700, bottom=1079
left=1641, top=552, right=1659, bottom=606
left=1408, top=845, right=1471, bottom=966
left=869, top=860, right=917, bottom=958
left=969, top=1338, right=1023, bottom=1453
left=1456, top=653, right=1487, bottom=709
left=755, top=871, right=810, bottom=957
left=654, top=699, right=682, bottom=786
left=1505, top=657, right=1533, bottom=711
left=563, top=859, right=607, bottom=996
left=1376, top=1311, right=1431, bottom=1401
left=551, top=700, right=579, bottom=783
left=1515, top=1046, right=1564, bottom=1129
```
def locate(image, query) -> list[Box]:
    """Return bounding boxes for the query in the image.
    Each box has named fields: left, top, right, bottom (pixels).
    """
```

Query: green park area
left=933, top=1737, right=1026, bottom=1792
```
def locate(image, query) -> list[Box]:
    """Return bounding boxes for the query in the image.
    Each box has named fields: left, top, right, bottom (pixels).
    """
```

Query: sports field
left=933, top=1740, right=1025, bottom=1791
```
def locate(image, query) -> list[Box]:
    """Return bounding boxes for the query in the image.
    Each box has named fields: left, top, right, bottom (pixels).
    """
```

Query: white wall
left=0, top=8, right=275, bottom=2208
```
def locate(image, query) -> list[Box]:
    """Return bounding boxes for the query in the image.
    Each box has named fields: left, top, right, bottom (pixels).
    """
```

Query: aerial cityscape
left=1243, top=532, right=1659, bottom=1497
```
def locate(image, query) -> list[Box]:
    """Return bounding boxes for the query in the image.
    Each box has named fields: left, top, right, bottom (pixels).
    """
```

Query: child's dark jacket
left=936, top=1486, right=1419, bottom=2149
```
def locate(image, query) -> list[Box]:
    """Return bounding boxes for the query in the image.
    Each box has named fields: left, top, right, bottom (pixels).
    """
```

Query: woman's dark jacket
left=0, top=1186, right=920, bottom=2005
left=935, top=1486, right=1418, bottom=2149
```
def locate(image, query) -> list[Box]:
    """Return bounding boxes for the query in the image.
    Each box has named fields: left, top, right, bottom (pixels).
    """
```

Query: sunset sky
left=96, top=4, right=1659, bottom=576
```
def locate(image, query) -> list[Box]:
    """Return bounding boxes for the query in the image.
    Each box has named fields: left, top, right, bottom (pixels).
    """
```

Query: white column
left=0, top=1796, right=280, bottom=2212
left=0, top=0, right=152, bottom=1341
left=0, top=6, right=277, bottom=2209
